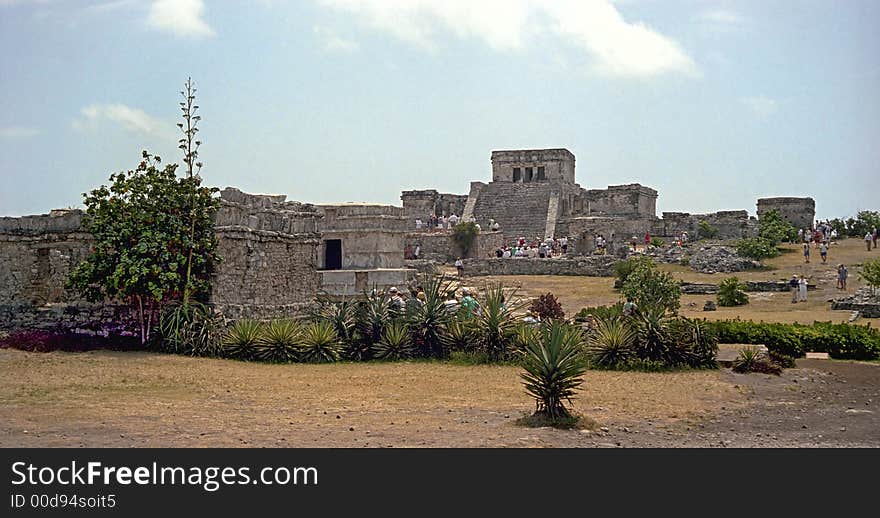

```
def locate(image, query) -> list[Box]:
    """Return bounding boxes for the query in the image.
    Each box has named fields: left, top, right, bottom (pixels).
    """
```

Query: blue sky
left=1, top=0, right=878, bottom=219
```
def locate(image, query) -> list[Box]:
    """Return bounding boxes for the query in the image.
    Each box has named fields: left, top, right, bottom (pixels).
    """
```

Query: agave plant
left=158, top=301, right=223, bottom=357
left=634, top=305, right=689, bottom=366
left=442, top=317, right=478, bottom=353
left=510, top=323, right=540, bottom=358
left=520, top=322, right=588, bottom=420
left=254, top=319, right=303, bottom=363
left=374, top=322, right=415, bottom=361
left=587, top=316, right=636, bottom=368
left=671, top=317, right=718, bottom=368
left=299, top=321, right=342, bottom=363
left=222, top=319, right=264, bottom=360
left=732, top=347, right=782, bottom=375
left=476, top=283, right=524, bottom=361
left=356, top=289, right=395, bottom=356
left=408, top=274, right=456, bottom=358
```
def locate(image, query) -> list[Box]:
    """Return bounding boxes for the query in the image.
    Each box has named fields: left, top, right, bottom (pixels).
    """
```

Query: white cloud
left=741, top=95, right=778, bottom=117
left=147, top=0, right=214, bottom=38
left=0, top=126, right=41, bottom=138
left=314, top=25, right=360, bottom=53
left=72, top=103, right=175, bottom=139
left=317, top=0, right=696, bottom=78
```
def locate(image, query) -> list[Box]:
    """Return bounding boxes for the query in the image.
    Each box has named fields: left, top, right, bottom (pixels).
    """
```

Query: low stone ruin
left=831, top=288, right=880, bottom=318
left=687, top=245, right=762, bottom=274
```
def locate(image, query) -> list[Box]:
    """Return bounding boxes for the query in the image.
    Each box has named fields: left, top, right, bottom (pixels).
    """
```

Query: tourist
left=831, top=228, right=838, bottom=241
left=448, top=213, right=460, bottom=227
left=837, top=264, right=848, bottom=290
left=561, top=236, right=568, bottom=254
left=415, top=218, right=423, bottom=230
left=798, top=275, right=808, bottom=302
left=502, top=248, right=511, bottom=259
left=459, top=288, right=479, bottom=318
left=644, top=231, right=651, bottom=246
left=495, top=247, right=503, bottom=258
left=797, top=228, right=804, bottom=243
left=443, top=292, right=460, bottom=314
left=405, top=290, right=423, bottom=315
left=789, top=275, right=799, bottom=303
left=866, top=231, right=873, bottom=251
left=873, top=227, right=878, bottom=249
left=681, top=231, right=689, bottom=245
left=538, top=243, right=548, bottom=258
left=454, top=257, right=464, bottom=277
left=819, top=242, right=828, bottom=263
left=491, top=220, right=500, bottom=232
left=803, top=243, right=810, bottom=263
left=388, top=287, right=406, bottom=312
left=523, top=311, right=541, bottom=326
left=622, top=297, right=637, bottom=317
left=414, top=244, right=421, bottom=260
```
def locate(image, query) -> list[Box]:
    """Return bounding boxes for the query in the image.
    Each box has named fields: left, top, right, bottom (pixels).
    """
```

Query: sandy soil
left=1, top=349, right=876, bottom=448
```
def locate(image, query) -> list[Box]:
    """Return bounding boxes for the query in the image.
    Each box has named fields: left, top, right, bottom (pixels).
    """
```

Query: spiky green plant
left=717, top=277, right=749, bottom=307
left=732, top=347, right=782, bottom=375
left=510, top=323, right=540, bottom=357
left=672, top=317, right=718, bottom=368
left=634, top=305, right=690, bottom=366
left=222, top=319, right=264, bottom=360
left=254, top=319, right=302, bottom=363
left=158, top=301, right=223, bottom=357
left=374, top=322, right=415, bottom=361
left=520, top=322, right=588, bottom=421
left=587, top=317, right=636, bottom=368
left=299, top=321, right=342, bottom=363
left=442, top=317, right=478, bottom=353
left=476, top=283, right=523, bottom=360
left=408, top=274, right=457, bottom=358
left=356, top=289, right=394, bottom=353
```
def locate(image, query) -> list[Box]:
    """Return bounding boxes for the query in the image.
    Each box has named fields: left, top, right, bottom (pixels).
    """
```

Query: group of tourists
left=416, top=213, right=462, bottom=231
left=801, top=221, right=839, bottom=264
left=865, top=227, right=878, bottom=251
left=494, top=236, right=568, bottom=259
left=788, top=275, right=811, bottom=303
left=382, top=285, right=481, bottom=318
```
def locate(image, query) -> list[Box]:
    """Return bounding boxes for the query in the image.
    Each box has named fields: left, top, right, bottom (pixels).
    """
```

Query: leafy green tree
left=736, top=236, right=779, bottom=260
left=620, top=260, right=681, bottom=314
left=860, top=258, right=880, bottom=296
left=452, top=221, right=479, bottom=257
left=68, top=152, right=220, bottom=344
left=758, top=209, right=797, bottom=244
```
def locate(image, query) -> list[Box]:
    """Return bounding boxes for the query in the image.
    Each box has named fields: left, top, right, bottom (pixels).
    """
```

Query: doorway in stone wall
left=324, top=239, right=342, bottom=270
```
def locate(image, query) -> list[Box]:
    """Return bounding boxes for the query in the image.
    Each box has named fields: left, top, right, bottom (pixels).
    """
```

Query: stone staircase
left=468, top=182, right=556, bottom=242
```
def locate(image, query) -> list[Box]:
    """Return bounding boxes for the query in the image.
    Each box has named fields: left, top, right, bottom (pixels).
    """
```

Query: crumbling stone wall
left=400, top=189, right=467, bottom=226
left=491, top=149, right=576, bottom=183
left=211, top=188, right=323, bottom=319
left=460, top=256, right=617, bottom=277
left=656, top=210, right=757, bottom=240
left=317, top=204, right=407, bottom=269
left=404, top=230, right=504, bottom=262
left=757, top=197, right=816, bottom=230
left=0, top=209, right=136, bottom=332
left=584, top=184, right=658, bottom=217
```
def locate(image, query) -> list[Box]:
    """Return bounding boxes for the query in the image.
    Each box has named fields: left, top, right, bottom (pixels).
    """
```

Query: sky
left=1, top=0, right=878, bottom=220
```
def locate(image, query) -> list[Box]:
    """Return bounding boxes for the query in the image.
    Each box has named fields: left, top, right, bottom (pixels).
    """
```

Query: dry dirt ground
left=456, top=237, right=880, bottom=325
left=0, top=349, right=877, bottom=448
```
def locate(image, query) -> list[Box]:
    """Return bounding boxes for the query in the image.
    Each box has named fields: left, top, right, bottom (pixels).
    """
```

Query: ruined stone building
left=401, top=148, right=797, bottom=255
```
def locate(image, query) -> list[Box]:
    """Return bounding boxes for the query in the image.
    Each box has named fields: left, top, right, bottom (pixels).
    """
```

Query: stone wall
left=319, top=269, right=416, bottom=297
left=460, top=256, right=618, bottom=277
left=757, top=197, right=816, bottom=230
left=400, top=190, right=468, bottom=227
left=656, top=210, right=757, bottom=240
left=584, top=184, right=657, bottom=217
left=405, top=230, right=504, bottom=262
left=317, top=204, right=407, bottom=269
left=563, top=215, right=656, bottom=255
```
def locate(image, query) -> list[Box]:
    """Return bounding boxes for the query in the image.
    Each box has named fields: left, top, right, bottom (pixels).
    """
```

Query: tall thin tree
left=178, top=77, right=204, bottom=303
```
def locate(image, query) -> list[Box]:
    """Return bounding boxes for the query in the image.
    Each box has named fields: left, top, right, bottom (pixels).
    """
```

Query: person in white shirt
left=866, top=232, right=874, bottom=251
left=502, top=248, right=511, bottom=258
left=448, top=213, right=460, bottom=227
left=415, top=218, right=423, bottom=230
left=798, top=275, right=808, bottom=302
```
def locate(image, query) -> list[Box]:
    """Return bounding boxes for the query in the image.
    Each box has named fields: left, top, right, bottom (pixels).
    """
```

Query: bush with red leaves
left=528, top=293, right=565, bottom=321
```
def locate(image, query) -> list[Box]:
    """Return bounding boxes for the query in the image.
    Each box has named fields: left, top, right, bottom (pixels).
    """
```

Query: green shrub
left=408, top=274, right=457, bottom=358
left=698, top=220, right=718, bottom=239
left=299, top=321, right=342, bottom=363
left=634, top=306, right=690, bottom=366
left=222, top=319, right=263, bottom=360
left=254, top=319, right=303, bottom=363
left=613, top=256, right=653, bottom=285
left=586, top=317, right=636, bottom=368
left=443, top=318, right=478, bottom=353
left=669, top=317, right=718, bottom=368
left=575, top=302, right=624, bottom=322
left=374, top=322, right=415, bottom=361
left=758, top=209, right=797, bottom=244
left=452, top=221, right=479, bottom=256
left=157, top=302, right=223, bottom=357
left=717, top=277, right=749, bottom=307
left=621, top=262, right=681, bottom=314
left=731, top=348, right=782, bottom=375
left=735, top=237, right=779, bottom=260
left=650, top=237, right=665, bottom=247
left=706, top=320, right=880, bottom=360
left=529, top=293, right=565, bottom=321
left=768, top=350, right=796, bottom=368
left=476, top=283, right=523, bottom=360
left=859, top=258, right=880, bottom=295
left=520, top=322, right=587, bottom=422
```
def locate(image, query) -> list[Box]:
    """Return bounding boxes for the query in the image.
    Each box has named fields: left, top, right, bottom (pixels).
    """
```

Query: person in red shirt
left=644, top=231, right=651, bottom=245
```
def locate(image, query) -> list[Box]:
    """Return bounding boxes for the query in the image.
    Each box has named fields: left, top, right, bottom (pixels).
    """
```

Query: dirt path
left=1, top=350, right=876, bottom=448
